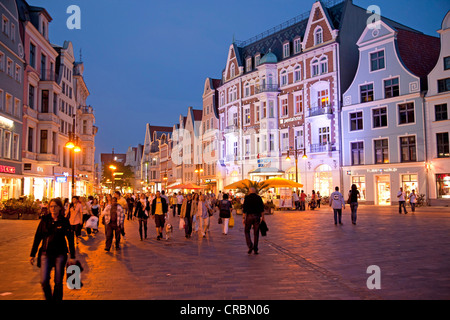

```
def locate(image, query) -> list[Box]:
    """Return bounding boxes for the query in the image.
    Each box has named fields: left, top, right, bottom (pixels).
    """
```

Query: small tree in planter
left=264, top=201, right=275, bottom=215
left=0, top=198, right=41, bottom=220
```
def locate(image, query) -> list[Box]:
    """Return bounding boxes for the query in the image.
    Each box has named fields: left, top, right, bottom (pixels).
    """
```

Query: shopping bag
left=229, top=211, right=235, bottom=228
left=179, top=218, right=185, bottom=230
left=85, top=216, right=98, bottom=229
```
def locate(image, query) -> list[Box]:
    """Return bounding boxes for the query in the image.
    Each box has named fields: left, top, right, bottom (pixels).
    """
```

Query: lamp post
left=109, top=164, right=117, bottom=193
left=286, top=146, right=307, bottom=183
left=194, top=164, right=203, bottom=186
left=65, top=132, right=81, bottom=198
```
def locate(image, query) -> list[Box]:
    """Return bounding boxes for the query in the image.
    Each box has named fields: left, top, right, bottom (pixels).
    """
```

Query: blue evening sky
left=26, top=0, right=449, bottom=162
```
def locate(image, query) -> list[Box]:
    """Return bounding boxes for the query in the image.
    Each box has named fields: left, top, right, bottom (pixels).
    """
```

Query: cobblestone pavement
left=0, top=205, right=449, bottom=300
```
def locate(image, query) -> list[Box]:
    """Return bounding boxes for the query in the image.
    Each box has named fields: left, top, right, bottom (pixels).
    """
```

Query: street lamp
left=194, top=165, right=203, bottom=185
left=285, top=146, right=307, bottom=183
left=65, top=132, right=81, bottom=198
left=109, top=164, right=117, bottom=193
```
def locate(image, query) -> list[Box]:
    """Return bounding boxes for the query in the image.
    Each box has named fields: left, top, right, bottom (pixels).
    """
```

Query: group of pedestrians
left=329, top=185, right=360, bottom=225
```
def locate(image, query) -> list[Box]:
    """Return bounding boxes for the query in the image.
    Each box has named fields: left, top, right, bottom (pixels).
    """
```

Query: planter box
left=1, top=213, right=19, bottom=220
left=20, top=213, right=40, bottom=220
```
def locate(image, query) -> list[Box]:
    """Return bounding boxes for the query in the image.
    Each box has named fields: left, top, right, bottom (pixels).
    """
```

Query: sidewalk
left=0, top=204, right=449, bottom=300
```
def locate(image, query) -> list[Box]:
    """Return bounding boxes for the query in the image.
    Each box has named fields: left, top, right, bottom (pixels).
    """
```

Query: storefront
left=344, top=165, right=426, bottom=206
left=313, top=164, right=333, bottom=197
left=0, top=163, right=22, bottom=200
left=436, top=174, right=450, bottom=199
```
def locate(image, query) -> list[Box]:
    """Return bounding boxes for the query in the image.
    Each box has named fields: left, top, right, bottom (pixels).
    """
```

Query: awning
left=248, top=167, right=284, bottom=176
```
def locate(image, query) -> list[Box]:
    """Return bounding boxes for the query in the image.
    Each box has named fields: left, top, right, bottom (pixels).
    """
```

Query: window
left=281, top=132, right=289, bottom=151
left=400, top=136, right=416, bottom=162
left=294, top=66, right=301, bottom=82
left=384, top=77, right=399, bottom=98
left=255, top=55, right=260, bottom=67
left=5, top=93, right=12, bottom=113
left=283, top=43, right=290, bottom=58
left=6, top=58, right=12, bottom=77
left=350, top=112, right=363, bottom=131
left=281, top=98, right=288, bottom=117
left=360, top=84, right=374, bottom=103
left=294, top=95, right=303, bottom=114
left=317, top=89, right=329, bottom=107
left=281, top=71, right=287, bottom=86
left=268, top=101, right=274, bottom=118
left=12, top=134, right=19, bottom=160
left=294, top=130, right=303, bottom=149
left=370, top=50, right=385, bottom=71
left=398, top=102, right=415, bottom=125
left=245, top=138, right=250, bottom=156
left=314, top=27, right=323, bottom=45
left=246, top=58, right=252, bottom=72
left=351, top=142, right=364, bottom=165
left=437, top=132, right=449, bottom=158
left=28, top=127, right=33, bottom=152
left=435, top=104, right=448, bottom=121
left=436, top=174, right=450, bottom=199
left=0, top=51, right=4, bottom=71
left=2, top=16, right=9, bottom=36
left=83, top=120, right=88, bottom=134
left=374, top=139, right=389, bottom=163
left=311, top=59, right=319, bottom=76
left=244, top=108, right=250, bottom=124
left=230, top=64, right=235, bottom=78
left=352, top=176, right=366, bottom=200
left=40, top=130, right=48, bottom=154
left=233, top=141, right=238, bottom=157
left=41, top=90, right=49, bottom=113
left=262, top=102, right=266, bottom=119
left=233, top=112, right=238, bottom=126
left=15, top=64, right=21, bottom=83
left=320, top=57, right=328, bottom=74
left=244, top=83, right=250, bottom=97
left=11, top=23, right=15, bottom=42
left=3, top=131, right=11, bottom=159
left=438, top=78, right=450, bottom=93
left=14, top=98, right=20, bottom=117
left=444, top=57, right=450, bottom=71
left=294, top=38, right=301, bottom=54
left=269, top=134, right=275, bottom=151
left=319, top=127, right=330, bottom=145
left=255, top=104, right=260, bottom=122
left=30, top=43, right=36, bottom=69
left=373, top=107, right=387, bottom=128
left=40, top=54, right=46, bottom=79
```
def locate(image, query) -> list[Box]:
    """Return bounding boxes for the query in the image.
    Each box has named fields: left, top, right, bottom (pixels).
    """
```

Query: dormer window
left=255, top=54, right=261, bottom=67
left=294, top=38, right=301, bottom=54
left=314, top=27, right=323, bottom=46
left=246, top=57, right=252, bottom=72
left=230, top=64, right=235, bottom=78
left=283, top=43, right=290, bottom=58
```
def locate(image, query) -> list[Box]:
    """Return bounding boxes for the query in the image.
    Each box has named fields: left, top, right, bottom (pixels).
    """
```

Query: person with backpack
left=101, top=196, right=125, bottom=251
left=218, top=193, right=233, bottom=235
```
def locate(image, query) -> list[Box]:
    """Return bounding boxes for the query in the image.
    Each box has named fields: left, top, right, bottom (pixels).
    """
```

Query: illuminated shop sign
left=0, top=165, right=16, bottom=174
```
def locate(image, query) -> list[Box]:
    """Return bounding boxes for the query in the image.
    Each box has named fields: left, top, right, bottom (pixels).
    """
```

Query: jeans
left=350, top=202, right=358, bottom=224
left=105, top=224, right=121, bottom=250
left=410, top=203, right=416, bottom=212
left=399, top=201, right=408, bottom=214
left=245, top=214, right=261, bottom=252
left=333, top=209, right=342, bottom=224
left=138, top=218, right=148, bottom=240
left=40, top=253, right=67, bottom=300
left=184, top=216, right=192, bottom=236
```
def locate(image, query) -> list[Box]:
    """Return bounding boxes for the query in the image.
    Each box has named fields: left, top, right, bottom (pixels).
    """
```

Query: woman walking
left=218, top=193, right=233, bottom=235
left=180, top=193, right=195, bottom=238
left=310, top=190, right=317, bottom=210
left=348, top=184, right=360, bottom=224
left=67, top=196, right=83, bottom=243
left=197, top=194, right=212, bottom=238
left=80, top=197, right=93, bottom=235
left=134, top=193, right=149, bottom=240
left=30, top=198, right=76, bottom=300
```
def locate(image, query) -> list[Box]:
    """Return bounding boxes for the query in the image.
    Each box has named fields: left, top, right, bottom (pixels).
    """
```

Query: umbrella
left=223, top=179, right=252, bottom=190
left=264, top=177, right=303, bottom=188
left=182, top=183, right=203, bottom=190
left=166, top=183, right=185, bottom=189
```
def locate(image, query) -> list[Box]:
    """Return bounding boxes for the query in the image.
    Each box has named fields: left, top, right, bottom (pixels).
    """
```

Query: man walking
left=152, top=191, right=168, bottom=240
left=397, top=187, right=408, bottom=214
left=329, top=186, right=345, bottom=225
left=300, top=190, right=307, bottom=211
left=101, top=197, right=125, bottom=251
left=242, top=187, right=265, bottom=254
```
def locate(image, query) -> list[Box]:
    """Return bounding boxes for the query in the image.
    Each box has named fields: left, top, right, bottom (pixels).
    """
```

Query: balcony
left=310, top=143, right=335, bottom=153
left=79, top=106, right=94, bottom=114
left=255, top=84, right=280, bottom=94
left=224, top=125, right=239, bottom=134
left=306, top=105, right=333, bottom=118
left=40, top=69, right=59, bottom=82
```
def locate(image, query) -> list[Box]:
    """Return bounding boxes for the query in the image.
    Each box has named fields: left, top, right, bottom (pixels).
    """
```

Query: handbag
left=179, top=218, right=185, bottom=230
left=218, top=217, right=223, bottom=224
left=229, top=211, right=235, bottom=228
left=260, top=220, right=268, bottom=236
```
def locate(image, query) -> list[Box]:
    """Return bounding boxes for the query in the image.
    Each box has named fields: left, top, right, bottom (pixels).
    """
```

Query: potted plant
left=0, top=198, right=40, bottom=220
left=233, top=201, right=243, bottom=215
left=264, top=201, right=275, bottom=215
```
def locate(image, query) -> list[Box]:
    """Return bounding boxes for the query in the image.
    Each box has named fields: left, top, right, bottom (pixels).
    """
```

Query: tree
left=236, top=180, right=270, bottom=195
left=101, top=161, right=135, bottom=193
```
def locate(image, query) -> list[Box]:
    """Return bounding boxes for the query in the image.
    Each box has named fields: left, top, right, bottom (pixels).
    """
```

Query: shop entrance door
left=376, top=175, right=391, bottom=205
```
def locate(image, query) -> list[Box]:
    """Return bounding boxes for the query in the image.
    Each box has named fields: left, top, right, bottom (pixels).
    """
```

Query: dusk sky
left=27, top=0, right=449, bottom=162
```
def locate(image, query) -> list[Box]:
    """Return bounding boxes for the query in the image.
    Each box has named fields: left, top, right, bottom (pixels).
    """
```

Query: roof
left=192, top=109, right=203, bottom=122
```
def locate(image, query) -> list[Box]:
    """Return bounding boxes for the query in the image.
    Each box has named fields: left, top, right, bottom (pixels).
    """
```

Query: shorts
left=155, top=214, right=165, bottom=228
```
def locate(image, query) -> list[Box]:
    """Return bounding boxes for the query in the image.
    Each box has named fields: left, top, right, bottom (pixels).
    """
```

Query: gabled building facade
left=425, top=11, right=450, bottom=205
left=341, top=19, right=440, bottom=205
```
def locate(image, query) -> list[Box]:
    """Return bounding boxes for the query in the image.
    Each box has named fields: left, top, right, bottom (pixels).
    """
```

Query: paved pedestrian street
left=1, top=205, right=449, bottom=301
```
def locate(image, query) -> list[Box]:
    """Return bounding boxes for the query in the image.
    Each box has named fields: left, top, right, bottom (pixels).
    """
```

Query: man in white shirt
left=176, top=193, right=184, bottom=216
left=397, top=187, right=408, bottom=214
left=329, top=186, right=345, bottom=225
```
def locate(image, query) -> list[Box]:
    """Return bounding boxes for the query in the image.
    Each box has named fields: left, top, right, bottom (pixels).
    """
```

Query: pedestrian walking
left=176, top=192, right=184, bottom=216
left=114, top=191, right=128, bottom=238
left=310, top=190, right=317, bottom=210
left=397, top=187, right=408, bottom=214
left=329, top=186, right=345, bottom=225
left=134, top=193, right=149, bottom=240
left=218, top=193, right=233, bottom=235
left=300, top=190, right=306, bottom=211
left=409, top=189, right=417, bottom=213
left=348, top=184, right=360, bottom=224
left=197, top=194, right=212, bottom=238
left=101, top=196, right=125, bottom=251
left=293, top=191, right=300, bottom=210
left=180, top=193, right=195, bottom=238
left=30, top=198, right=76, bottom=300
left=316, top=191, right=321, bottom=208
left=242, top=187, right=265, bottom=254
left=151, top=191, right=168, bottom=240
left=80, top=197, right=93, bottom=235
left=66, top=196, right=83, bottom=243
left=192, top=193, right=200, bottom=233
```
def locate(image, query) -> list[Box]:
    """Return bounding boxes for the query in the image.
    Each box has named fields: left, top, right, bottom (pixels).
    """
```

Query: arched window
left=281, top=70, right=287, bottom=86
left=314, top=27, right=323, bottom=45
left=320, top=56, right=328, bottom=74
left=294, top=65, right=301, bottom=82
left=311, top=59, right=319, bottom=76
